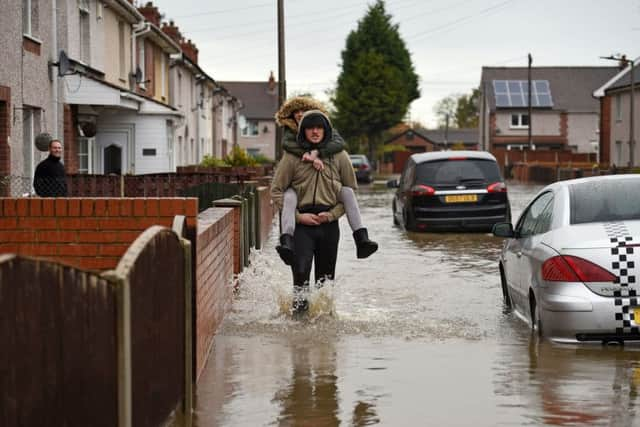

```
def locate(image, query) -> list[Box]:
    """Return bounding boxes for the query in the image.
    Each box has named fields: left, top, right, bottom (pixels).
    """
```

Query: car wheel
left=403, top=209, right=416, bottom=232
left=499, top=264, right=511, bottom=308
left=529, top=292, right=543, bottom=336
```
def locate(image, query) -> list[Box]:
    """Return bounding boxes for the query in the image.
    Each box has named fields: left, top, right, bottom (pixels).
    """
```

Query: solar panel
left=493, top=80, right=553, bottom=108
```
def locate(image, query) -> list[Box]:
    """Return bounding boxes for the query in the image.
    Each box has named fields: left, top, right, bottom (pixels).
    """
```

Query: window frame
left=516, top=191, right=554, bottom=238
left=615, top=94, right=622, bottom=122
left=77, top=136, right=94, bottom=174
left=241, top=120, right=260, bottom=137
left=510, top=113, right=529, bottom=129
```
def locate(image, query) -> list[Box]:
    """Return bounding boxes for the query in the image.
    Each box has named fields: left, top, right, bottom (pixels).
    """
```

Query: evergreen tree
left=332, top=0, right=419, bottom=163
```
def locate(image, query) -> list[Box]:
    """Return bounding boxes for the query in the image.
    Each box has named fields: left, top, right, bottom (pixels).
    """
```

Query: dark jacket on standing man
left=34, top=155, right=68, bottom=197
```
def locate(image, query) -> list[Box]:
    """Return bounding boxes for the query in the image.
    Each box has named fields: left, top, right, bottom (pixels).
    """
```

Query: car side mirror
left=492, top=222, right=515, bottom=238
left=387, top=179, right=399, bottom=188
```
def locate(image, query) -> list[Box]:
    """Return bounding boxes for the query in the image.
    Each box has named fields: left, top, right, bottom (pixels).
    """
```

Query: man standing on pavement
left=271, top=110, right=358, bottom=313
left=33, top=139, right=68, bottom=197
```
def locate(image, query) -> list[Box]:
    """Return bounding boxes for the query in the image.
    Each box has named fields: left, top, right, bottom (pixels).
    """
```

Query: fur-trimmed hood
left=275, top=96, right=329, bottom=131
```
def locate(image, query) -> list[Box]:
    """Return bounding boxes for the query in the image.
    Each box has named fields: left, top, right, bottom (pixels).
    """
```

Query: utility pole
left=276, top=0, right=286, bottom=160
left=527, top=53, right=533, bottom=151
left=444, top=113, right=449, bottom=150
left=600, top=54, right=635, bottom=167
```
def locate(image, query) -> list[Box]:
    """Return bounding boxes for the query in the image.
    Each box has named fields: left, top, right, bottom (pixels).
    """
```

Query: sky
left=149, top=0, right=639, bottom=128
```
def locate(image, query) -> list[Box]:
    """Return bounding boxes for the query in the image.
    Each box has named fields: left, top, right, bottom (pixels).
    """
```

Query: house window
left=79, top=1, right=91, bottom=64
left=241, top=120, right=259, bottom=137
left=23, top=0, right=40, bottom=38
left=77, top=137, right=94, bottom=174
left=247, top=148, right=261, bottom=157
left=510, top=113, right=529, bottom=129
left=22, top=107, right=41, bottom=181
left=615, top=94, right=622, bottom=122
left=118, top=21, right=126, bottom=80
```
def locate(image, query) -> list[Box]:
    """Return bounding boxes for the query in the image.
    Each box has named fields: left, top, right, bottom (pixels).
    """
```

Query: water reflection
left=272, top=336, right=340, bottom=426
left=493, top=325, right=640, bottom=426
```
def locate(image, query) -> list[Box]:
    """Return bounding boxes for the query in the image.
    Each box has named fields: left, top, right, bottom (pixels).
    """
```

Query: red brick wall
left=0, top=86, right=11, bottom=178
left=194, top=207, right=234, bottom=380
left=63, top=105, right=79, bottom=173
left=0, top=198, right=198, bottom=271
left=600, top=96, right=611, bottom=166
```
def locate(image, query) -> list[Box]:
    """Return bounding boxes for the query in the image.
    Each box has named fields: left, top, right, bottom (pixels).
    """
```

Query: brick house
left=162, top=21, right=242, bottom=166
left=593, top=58, right=640, bottom=167
left=383, top=128, right=478, bottom=173
left=0, top=0, right=60, bottom=194
left=218, top=73, right=279, bottom=160
left=479, top=67, right=618, bottom=155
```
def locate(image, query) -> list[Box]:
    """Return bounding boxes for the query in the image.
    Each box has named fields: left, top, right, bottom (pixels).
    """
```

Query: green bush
left=224, top=145, right=258, bottom=167
left=250, top=153, right=273, bottom=165
left=200, top=155, right=227, bottom=167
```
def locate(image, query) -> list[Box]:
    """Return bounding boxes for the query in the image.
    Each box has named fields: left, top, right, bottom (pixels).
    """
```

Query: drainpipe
left=131, top=22, right=151, bottom=91
left=51, top=0, right=58, bottom=140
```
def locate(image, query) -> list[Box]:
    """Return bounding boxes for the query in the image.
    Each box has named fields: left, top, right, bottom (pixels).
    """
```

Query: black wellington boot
left=276, top=233, right=295, bottom=265
left=292, top=285, right=309, bottom=314
left=353, top=228, right=378, bottom=259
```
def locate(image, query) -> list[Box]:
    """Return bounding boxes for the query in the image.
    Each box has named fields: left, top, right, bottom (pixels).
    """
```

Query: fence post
left=180, top=238, right=193, bottom=427
left=102, top=271, right=132, bottom=427
left=172, top=215, right=193, bottom=427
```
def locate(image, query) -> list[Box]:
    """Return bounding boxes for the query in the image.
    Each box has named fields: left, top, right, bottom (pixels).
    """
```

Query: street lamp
left=601, top=54, right=635, bottom=167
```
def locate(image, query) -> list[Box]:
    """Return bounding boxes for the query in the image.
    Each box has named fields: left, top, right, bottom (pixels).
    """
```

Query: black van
left=389, top=151, right=511, bottom=231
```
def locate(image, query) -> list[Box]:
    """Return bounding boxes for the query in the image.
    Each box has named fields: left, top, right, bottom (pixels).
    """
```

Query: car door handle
left=516, top=251, right=523, bottom=258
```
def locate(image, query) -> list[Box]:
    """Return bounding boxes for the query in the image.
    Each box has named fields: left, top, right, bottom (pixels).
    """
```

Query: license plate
left=445, top=194, right=478, bottom=203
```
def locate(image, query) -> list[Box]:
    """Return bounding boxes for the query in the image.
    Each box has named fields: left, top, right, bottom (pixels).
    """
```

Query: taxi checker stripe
left=604, top=222, right=638, bottom=335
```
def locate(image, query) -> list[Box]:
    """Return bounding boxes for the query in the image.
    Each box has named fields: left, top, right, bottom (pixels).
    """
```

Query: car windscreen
left=351, top=158, right=364, bottom=166
left=570, top=179, right=640, bottom=224
left=414, top=159, right=502, bottom=186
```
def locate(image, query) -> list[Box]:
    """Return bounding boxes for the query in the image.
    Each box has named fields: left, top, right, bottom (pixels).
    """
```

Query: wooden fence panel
left=115, top=227, right=186, bottom=427
left=0, top=255, right=118, bottom=427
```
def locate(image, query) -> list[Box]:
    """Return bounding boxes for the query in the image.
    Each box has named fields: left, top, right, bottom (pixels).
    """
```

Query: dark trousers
left=291, top=220, right=340, bottom=289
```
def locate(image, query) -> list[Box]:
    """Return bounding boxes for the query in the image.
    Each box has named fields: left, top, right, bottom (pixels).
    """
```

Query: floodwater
left=195, top=182, right=640, bottom=427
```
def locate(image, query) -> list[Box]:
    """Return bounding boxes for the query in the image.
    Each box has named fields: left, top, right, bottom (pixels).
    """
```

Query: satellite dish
left=35, top=132, right=53, bottom=152
left=58, top=50, right=71, bottom=77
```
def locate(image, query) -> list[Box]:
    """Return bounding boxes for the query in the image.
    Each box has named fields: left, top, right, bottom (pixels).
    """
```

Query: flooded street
left=195, top=182, right=640, bottom=426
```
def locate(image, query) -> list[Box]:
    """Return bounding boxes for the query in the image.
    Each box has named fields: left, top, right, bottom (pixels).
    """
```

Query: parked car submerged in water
left=389, top=151, right=510, bottom=231
left=349, top=154, right=373, bottom=183
left=493, top=175, right=640, bottom=344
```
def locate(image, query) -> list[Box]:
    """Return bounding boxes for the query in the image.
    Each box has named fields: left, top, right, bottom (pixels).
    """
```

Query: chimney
left=138, top=1, right=161, bottom=27
left=268, top=70, right=276, bottom=92
left=180, top=39, right=199, bottom=64
left=161, top=20, right=183, bottom=44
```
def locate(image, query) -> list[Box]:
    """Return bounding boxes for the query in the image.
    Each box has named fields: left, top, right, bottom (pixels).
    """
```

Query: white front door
left=96, top=131, right=128, bottom=174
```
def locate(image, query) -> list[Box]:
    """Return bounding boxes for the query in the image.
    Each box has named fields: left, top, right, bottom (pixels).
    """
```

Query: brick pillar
left=63, top=105, right=79, bottom=173
left=212, top=199, right=243, bottom=275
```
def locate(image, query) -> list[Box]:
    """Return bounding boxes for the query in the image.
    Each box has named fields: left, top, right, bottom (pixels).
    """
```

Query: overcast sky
left=150, top=0, right=639, bottom=127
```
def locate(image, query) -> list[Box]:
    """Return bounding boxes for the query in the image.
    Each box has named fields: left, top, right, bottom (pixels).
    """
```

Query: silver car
left=493, top=175, right=640, bottom=344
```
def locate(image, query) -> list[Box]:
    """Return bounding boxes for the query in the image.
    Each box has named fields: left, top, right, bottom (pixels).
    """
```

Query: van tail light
left=410, top=185, right=435, bottom=196
left=542, top=255, right=616, bottom=282
left=487, top=182, right=507, bottom=193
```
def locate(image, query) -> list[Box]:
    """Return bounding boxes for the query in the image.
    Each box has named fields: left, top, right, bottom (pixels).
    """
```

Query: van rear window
left=570, top=179, right=640, bottom=224
left=415, top=159, right=502, bottom=186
